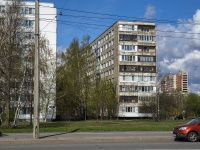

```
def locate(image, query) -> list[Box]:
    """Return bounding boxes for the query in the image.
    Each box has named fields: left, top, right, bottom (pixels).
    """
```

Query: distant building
left=161, top=71, right=188, bottom=93
left=90, top=21, right=156, bottom=117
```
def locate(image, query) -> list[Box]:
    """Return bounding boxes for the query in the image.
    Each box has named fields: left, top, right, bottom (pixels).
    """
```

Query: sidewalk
left=0, top=131, right=174, bottom=143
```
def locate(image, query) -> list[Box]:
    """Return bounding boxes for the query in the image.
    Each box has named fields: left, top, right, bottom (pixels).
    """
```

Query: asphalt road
left=0, top=140, right=199, bottom=150
left=1, top=131, right=199, bottom=150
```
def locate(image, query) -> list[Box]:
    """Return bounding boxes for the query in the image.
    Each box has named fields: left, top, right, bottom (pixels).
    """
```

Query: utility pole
left=33, top=0, right=40, bottom=139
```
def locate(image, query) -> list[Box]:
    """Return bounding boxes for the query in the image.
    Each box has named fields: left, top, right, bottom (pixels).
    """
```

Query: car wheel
left=187, top=132, right=198, bottom=142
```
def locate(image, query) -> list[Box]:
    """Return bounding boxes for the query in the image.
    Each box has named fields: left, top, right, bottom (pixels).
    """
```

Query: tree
left=38, top=37, right=56, bottom=122
left=95, top=79, right=117, bottom=120
left=56, top=36, right=93, bottom=120
left=0, top=0, right=56, bottom=126
left=0, top=0, right=25, bottom=127
left=185, top=93, right=200, bottom=117
left=56, top=36, right=117, bottom=120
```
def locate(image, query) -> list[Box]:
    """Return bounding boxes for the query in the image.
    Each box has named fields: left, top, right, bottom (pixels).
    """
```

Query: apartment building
left=0, top=0, right=57, bottom=121
left=91, top=21, right=157, bottom=118
left=161, top=71, right=188, bottom=93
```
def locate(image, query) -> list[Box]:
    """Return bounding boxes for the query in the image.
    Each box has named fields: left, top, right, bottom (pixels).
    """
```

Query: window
left=142, top=27, right=149, bottom=32
left=106, top=34, right=108, bottom=40
left=119, top=34, right=137, bottom=41
left=111, top=59, right=114, bottom=65
left=108, top=41, right=111, bottom=47
left=132, top=76, right=134, bottom=81
left=21, top=20, right=35, bottom=27
left=120, top=65, right=137, bottom=72
left=139, top=56, right=155, bottom=62
left=120, top=75, right=135, bottom=82
left=20, top=7, right=35, bottom=14
left=121, top=55, right=135, bottom=62
left=21, top=44, right=31, bottom=51
left=120, top=25, right=133, bottom=31
left=126, top=107, right=132, bottom=112
left=120, top=85, right=153, bottom=92
left=138, top=66, right=155, bottom=72
left=111, top=69, right=114, bottom=74
left=108, top=32, right=111, bottom=38
left=16, top=32, right=34, bottom=40
left=143, top=46, right=150, bottom=52
left=139, top=35, right=155, bottom=42
left=121, top=45, right=135, bottom=51
left=0, top=6, right=5, bottom=13
left=111, top=39, right=114, bottom=45
left=123, top=75, right=125, bottom=81
left=111, top=49, right=114, bottom=55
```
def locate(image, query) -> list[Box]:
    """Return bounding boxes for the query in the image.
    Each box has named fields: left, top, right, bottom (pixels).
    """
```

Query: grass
left=0, top=119, right=189, bottom=133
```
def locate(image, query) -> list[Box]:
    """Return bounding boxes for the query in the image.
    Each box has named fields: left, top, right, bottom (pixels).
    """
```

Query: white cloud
left=144, top=5, right=156, bottom=19
left=57, top=46, right=66, bottom=52
left=157, top=10, right=200, bottom=93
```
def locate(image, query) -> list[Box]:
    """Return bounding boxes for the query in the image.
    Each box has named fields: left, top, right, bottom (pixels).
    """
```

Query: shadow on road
left=40, top=128, right=80, bottom=139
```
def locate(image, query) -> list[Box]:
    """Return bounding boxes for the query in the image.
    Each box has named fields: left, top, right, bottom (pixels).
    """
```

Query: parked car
left=174, top=114, right=183, bottom=120
left=173, top=117, right=200, bottom=142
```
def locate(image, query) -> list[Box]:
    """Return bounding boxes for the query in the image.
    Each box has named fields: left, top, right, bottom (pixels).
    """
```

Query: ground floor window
left=125, top=107, right=138, bottom=112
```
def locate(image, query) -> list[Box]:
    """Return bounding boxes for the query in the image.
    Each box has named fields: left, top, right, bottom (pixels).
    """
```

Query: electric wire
left=40, top=5, right=200, bottom=25
left=40, top=17, right=200, bottom=38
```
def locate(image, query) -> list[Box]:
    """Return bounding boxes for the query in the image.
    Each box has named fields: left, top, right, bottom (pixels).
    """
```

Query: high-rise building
left=0, top=0, right=57, bottom=121
left=90, top=21, right=156, bottom=117
left=161, top=71, right=188, bottom=93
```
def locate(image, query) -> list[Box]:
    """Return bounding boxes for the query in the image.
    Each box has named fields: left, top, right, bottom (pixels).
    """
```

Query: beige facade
left=91, top=21, right=156, bottom=117
left=161, top=71, right=188, bottom=93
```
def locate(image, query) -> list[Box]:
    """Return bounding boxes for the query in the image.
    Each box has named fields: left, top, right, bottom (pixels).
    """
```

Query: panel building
left=161, top=71, right=188, bottom=93
left=0, top=0, right=57, bottom=121
left=90, top=21, right=156, bottom=117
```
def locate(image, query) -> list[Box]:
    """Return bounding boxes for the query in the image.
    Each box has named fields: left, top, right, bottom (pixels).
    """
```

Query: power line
left=156, top=34, right=200, bottom=40
left=62, top=0, right=69, bottom=9
left=54, top=21, right=200, bottom=41
left=58, top=0, right=69, bottom=16
left=156, top=29, right=200, bottom=35
left=53, top=7, right=200, bottom=25
left=40, top=16, right=57, bottom=32
left=40, top=5, right=200, bottom=25
left=40, top=17, right=200, bottom=36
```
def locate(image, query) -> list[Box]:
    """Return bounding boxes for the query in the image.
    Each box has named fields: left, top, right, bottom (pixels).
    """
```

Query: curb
left=0, top=137, right=174, bottom=144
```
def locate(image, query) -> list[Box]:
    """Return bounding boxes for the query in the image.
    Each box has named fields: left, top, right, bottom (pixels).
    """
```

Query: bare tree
left=39, top=37, right=56, bottom=122
left=0, top=0, right=25, bottom=127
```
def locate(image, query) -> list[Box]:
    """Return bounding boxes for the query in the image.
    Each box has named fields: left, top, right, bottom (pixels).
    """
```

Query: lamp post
left=33, top=0, right=40, bottom=139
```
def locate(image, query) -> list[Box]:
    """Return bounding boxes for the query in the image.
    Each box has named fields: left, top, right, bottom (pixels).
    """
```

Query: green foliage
left=0, top=0, right=26, bottom=127
left=95, top=79, right=117, bottom=120
left=140, top=91, right=187, bottom=120
left=185, top=93, right=200, bottom=117
left=56, top=36, right=93, bottom=120
left=56, top=36, right=117, bottom=120
left=1, top=113, right=6, bottom=122
left=0, top=108, right=15, bottom=123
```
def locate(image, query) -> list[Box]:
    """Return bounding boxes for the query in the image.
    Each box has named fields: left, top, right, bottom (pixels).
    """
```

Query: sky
left=35, top=0, right=200, bottom=93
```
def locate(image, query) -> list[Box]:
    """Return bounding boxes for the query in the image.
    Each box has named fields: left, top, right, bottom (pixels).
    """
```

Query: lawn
left=0, top=119, right=189, bottom=133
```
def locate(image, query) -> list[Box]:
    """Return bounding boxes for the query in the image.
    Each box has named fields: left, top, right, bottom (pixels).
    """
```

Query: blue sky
left=36, top=0, right=200, bottom=93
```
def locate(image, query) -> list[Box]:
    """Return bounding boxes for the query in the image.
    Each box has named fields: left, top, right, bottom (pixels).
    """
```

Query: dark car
left=174, top=114, right=183, bottom=120
left=173, top=117, right=200, bottom=142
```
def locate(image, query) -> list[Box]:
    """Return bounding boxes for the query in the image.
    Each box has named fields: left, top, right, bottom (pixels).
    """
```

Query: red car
left=173, top=117, right=200, bottom=142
